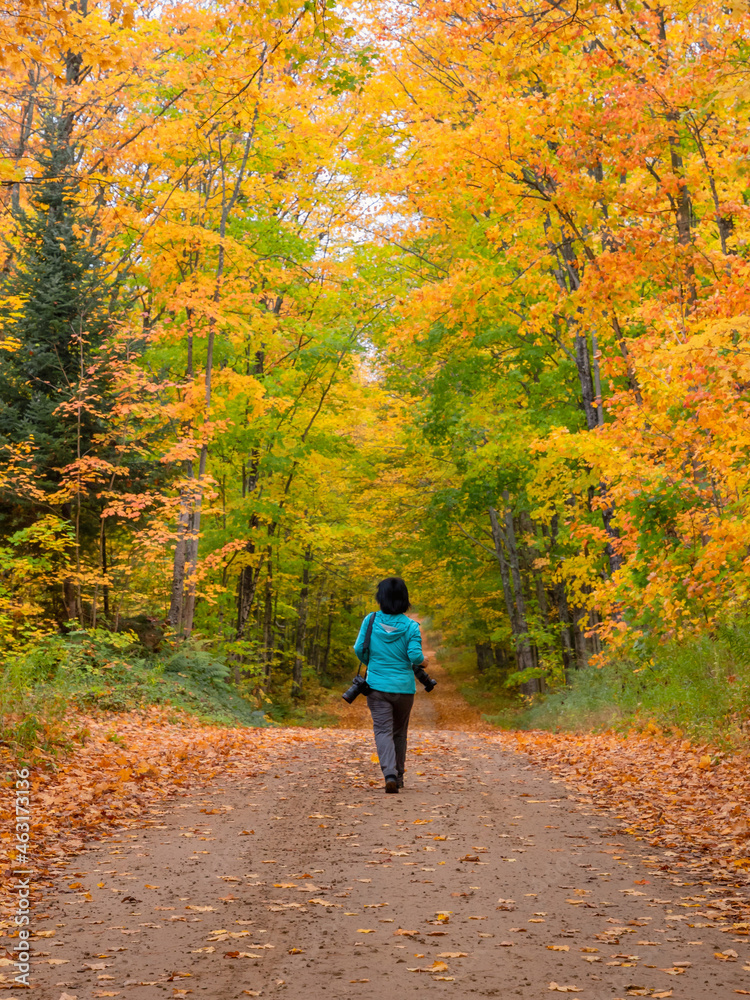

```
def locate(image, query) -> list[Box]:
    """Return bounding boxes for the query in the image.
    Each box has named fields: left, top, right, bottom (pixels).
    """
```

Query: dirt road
left=24, top=638, right=750, bottom=999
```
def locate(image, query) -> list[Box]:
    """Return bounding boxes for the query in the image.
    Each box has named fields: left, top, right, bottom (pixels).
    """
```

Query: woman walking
left=353, top=577, right=427, bottom=794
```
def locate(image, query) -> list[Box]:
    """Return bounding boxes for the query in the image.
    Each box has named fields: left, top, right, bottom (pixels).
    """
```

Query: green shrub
left=515, top=618, right=750, bottom=748
left=0, top=628, right=269, bottom=754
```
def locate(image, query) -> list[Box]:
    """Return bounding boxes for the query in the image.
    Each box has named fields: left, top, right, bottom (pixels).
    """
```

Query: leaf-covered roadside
left=0, top=711, right=312, bottom=913
left=494, top=732, right=750, bottom=880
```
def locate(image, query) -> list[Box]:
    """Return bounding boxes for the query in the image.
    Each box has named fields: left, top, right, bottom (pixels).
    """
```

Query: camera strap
left=357, top=612, right=376, bottom=678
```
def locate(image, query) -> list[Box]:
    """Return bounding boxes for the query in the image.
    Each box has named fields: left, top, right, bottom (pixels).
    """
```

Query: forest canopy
left=1, top=0, right=749, bottom=714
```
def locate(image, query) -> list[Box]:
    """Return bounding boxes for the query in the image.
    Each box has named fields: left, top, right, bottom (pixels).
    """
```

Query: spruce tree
left=0, top=118, right=110, bottom=492
left=0, top=117, right=115, bottom=621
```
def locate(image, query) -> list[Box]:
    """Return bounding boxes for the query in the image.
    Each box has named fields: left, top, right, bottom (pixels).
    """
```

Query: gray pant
left=366, top=689, right=414, bottom=780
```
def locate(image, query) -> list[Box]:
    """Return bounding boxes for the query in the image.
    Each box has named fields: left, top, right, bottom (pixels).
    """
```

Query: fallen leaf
left=547, top=945, right=570, bottom=952
left=549, top=984, right=582, bottom=993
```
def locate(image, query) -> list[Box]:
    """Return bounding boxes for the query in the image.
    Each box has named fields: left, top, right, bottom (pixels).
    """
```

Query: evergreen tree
left=0, top=117, right=117, bottom=621
left=0, top=118, right=111, bottom=493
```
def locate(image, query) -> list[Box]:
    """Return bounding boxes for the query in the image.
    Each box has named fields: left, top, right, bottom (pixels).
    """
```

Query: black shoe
left=397, top=776, right=404, bottom=788
left=385, top=775, right=399, bottom=794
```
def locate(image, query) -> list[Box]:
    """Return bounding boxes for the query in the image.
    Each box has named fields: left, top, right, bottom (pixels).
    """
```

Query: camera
left=342, top=674, right=370, bottom=704
left=413, top=664, right=437, bottom=692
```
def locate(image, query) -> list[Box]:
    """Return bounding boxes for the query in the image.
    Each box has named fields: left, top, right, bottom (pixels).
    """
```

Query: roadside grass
left=0, top=630, right=269, bottom=756
left=466, top=620, right=750, bottom=750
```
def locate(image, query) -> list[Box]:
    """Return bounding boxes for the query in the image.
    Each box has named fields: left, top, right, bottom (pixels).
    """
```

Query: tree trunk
left=101, top=517, right=109, bottom=619
left=489, top=504, right=538, bottom=695
left=475, top=642, right=492, bottom=674
left=262, top=560, right=274, bottom=680
left=308, top=582, right=325, bottom=671
left=502, top=494, right=539, bottom=694
left=179, top=130, right=257, bottom=636
left=574, top=333, right=622, bottom=575
left=168, top=484, right=192, bottom=630
left=488, top=507, right=518, bottom=634
left=494, top=645, right=508, bottom=671
left=60, top=501, right=77, bottom=621
left=292, top=548, right=312, bottom=699
left=574, top=332, right=598, bottom=432
left=321, top=605, right=334, bottom=675
left=236, top=556, right=264, bottom=640
left=181, top=447, right=209, bottom=635
left=235, top=444, right=264, bottom=641
left=168, top=305, right=195, bottom=633
left=573, top=617, right=589, bottom=670
left=554, top=578, right=575, bottom=680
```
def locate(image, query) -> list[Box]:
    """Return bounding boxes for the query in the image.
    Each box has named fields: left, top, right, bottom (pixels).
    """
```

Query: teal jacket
left=354, top=611, right=424, bottom=694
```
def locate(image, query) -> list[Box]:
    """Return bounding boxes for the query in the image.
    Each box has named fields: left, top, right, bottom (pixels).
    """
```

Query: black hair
left=375, top=576, right=411, bottom=615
